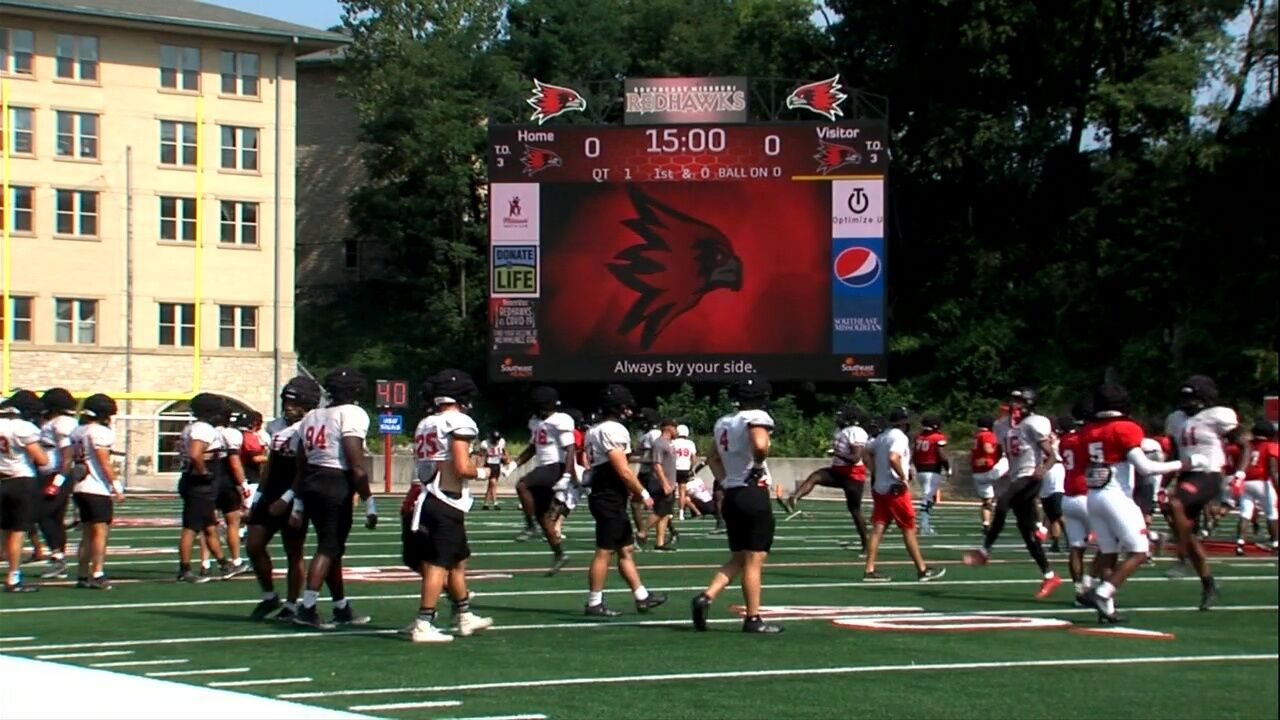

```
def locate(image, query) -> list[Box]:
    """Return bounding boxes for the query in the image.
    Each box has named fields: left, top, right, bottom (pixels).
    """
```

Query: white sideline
left=147, top=666, right=249, bottom=677
left=209, top=677, right=314, bottom=688
left=282, top=654, right=1279, bottom=699
left=436, top=715, right=547, bottom=720
left=37, top=650, right=134, bottom=660
left=92, top=658, right=189, bottom=668
left=0, top=655, right=370, bottom=719
left=348, top=700, right=463, bottom=711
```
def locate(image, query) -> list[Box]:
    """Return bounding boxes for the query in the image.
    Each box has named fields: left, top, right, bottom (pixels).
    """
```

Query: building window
left=160, top=120, right=196, bottom=166
left=220, top=51, right=259, bottom=96
left=2, top=296, right=33, bottom=342
left=2, top=106, right=34, bottom=154
left=0, top=28, right=34, bottom=76
left=54, top=298, right=96, bottom=344
left=219, top=201, right=258, bottom=245
left=219, top=125, right=258, bottom=171
left=160, top=196, right=196, bottom=242
left=160, top=45, right=199, bottom=91
left=56, top=111, right=99, bottom=159
left=158, top=302, right=195, bottom=347
left=218, top=305, right=257, bottom=349
left=54, top=189, right=98, bottom=236
left=55, top=34, right=98, bottom=81
left=344, top=240, right=359, bottom=269
left=1, top=186, right=33, bottom=233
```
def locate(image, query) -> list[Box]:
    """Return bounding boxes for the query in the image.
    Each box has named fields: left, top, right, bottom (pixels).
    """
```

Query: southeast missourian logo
left=526, top=80, right=587, bottom=125
left=815, top=141, right=862, bottom=174
left=786, top=75, right=848, bottom=121
left=834, top=246, right=881, bottom=288
left=521, top=145, right=562, bottom=176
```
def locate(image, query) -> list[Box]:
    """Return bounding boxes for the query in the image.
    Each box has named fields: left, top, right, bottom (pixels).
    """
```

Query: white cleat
left=409, top=619, right=454, bottom=644
left=454, top=612, right=494, bottom=637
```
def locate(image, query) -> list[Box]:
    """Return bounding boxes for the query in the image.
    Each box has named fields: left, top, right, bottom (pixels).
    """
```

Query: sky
left=206, top=0, right=345, bottom=30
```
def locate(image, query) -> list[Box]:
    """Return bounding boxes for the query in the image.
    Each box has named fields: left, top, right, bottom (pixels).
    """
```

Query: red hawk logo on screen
left=521, top=145, right=562, bottom=175
left=785, top=75, right=848, bottom=121
left=815, top=141, right=862, bottom=174
left=607, top=188, right=744, bottom=349
left=526, top=80, right=587, bottom=125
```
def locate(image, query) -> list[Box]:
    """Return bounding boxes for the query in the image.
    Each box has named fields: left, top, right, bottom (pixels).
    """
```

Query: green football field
left=1, top=496, right=1277, bottom=720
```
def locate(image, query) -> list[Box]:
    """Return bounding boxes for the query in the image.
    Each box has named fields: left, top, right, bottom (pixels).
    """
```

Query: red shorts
left=871, top=489, right=916, bottom=530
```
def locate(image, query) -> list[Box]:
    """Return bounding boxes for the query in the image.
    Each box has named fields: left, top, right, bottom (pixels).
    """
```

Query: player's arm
left=24, top=442, right=50, bottom=480
left=653, top=448, right=672, bottom=494
left=450, top=435, right=477, bottom=480
left=95, top=444, right=124, bottom=501
left=706, top=449, right=725, bottom=482
left=1033, top=437, right=1056, bottom=479
left=516, top=437, right=535, bottom=466
left=559, top=426, right=579, bottom=483
left=342, top=435, right=377, bottom=529
left=888, top=448, right=908, bottom=485
left=608, top=446, right=651, bottom=507
left=938, top=437, right=951, bottom=474
left=1126, top=447, right=1183, bottom=476
left=226, top=450, right=247, bottom=487
left=188, top=439, right=209, bottom=476
left=57, top=438, right=74, bottom=479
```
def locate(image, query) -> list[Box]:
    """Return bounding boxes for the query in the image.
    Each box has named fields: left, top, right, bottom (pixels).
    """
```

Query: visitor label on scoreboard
left=624, top=76, right=749, bottom=125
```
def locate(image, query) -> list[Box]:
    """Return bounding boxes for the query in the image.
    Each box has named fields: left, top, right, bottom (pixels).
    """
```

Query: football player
left=1079, top=384, right=1187, bottom=622
left=246, top=377, right=321, bottom=621
left=479, top=430, right=508, bottom=510
left=583, top=384, right=668, bottom=617
left=212, top=405, right=251, bottom=578
left=861, top=408, right=947, bottom=583
left=912, top=415, right=950, bottom=536
left=631, top=408, right=662, bottom=545
left=403, top=369, right=494, bottom=643
left=35, top=388, right=77, bottom=578
left=1056, top=407, right=1091, bottom=600
left=1, top=391, right=51, bottom=592
left=640, top=419, right=679, bottom=551
left=1038, top=419, right=1066, bottom=553
left=692, top=378, right=786, bottom=634
left=785, top=407, right=870, bottom=551
left=67, top=394, right=122, bottom=589
left=512, top=386, right=577, bottom=575
left=1163, top=375, right=1239, bottom=609
left=672, top=424, right=698, bottom=521
left=1236, top=420, right=1278, bottom=554
left=969, top=416, right=1004, bottom=533
left=176, top=393, right=232, bottom=583
left=964, top=388, right=1062, bottom=599
left=282, top=367, right=377, bottom=629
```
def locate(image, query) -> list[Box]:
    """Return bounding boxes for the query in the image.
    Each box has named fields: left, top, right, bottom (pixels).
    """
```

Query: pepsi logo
left=834, top=246, right=881, bottom=288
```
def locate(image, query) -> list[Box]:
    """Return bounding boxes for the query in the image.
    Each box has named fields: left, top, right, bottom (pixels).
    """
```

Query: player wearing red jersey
left=912, top=416, right=950, bottom=536
left=1236, top=420, right=1278, bottom=554
left=969, top=416, right=1003, bottom=532
left=1056, top=405, right=1091, bottom=601
left=1079, top=385, right=1186, bottom=622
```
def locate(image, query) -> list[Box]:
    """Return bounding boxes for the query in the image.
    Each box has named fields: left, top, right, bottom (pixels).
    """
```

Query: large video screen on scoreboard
left=487, top=121, right=887, bottom=382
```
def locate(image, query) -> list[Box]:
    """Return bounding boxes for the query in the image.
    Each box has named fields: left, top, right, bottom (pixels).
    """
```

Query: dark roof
left=0, top=0, right=349, bottom=50
left=298, top=46, right=348, bottom=66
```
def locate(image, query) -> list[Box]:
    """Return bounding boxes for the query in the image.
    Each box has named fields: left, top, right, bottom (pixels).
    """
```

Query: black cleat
left=635, top=592, right=668, bottom=613
left=545, top=555, right=570, bottom=577
left=250, top=596, right=283, bottom=621
left=691, top=593, right=711, bottom=632
left=742, top=616, right=784, bottom=634
left=177, top=570, right=212, bottom=584
left=584, top=602, right=622, bottom=618
left=862, top=571, right=891, bottom=583
left=1199, top=581, right=1220, bottom=611
left=917, top=566, right=946, bottom=582
left=292, top=605, right=335, bottom=630
left=4, top=582, right=37, bottom=593
left=220, top=560, right=250, bottom=580
left=332, top=604, right=371, bottom=626
left=1081, top=589, right=1118, bottom=624
left=653, top=544, right=676, bottom=552
left=83, top=576, right=111, bottom=590
left=275, top=605, right=297, bottom=623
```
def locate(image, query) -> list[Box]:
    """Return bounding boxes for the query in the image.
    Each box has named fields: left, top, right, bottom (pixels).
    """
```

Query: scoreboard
left=487, top=119, right=888, bottom=383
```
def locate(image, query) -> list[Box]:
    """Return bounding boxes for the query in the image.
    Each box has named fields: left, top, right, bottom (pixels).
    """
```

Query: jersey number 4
left=303, top=426, right=329, bottom=451
left=718, top=431, right=729, bottom=451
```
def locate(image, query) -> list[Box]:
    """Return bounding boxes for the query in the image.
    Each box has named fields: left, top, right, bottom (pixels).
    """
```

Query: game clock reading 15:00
left=488, top=121, right=887, bottom=183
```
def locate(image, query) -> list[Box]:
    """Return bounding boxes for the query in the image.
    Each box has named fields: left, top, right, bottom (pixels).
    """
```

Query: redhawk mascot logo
left=526, top=80, right=587, bottom=125
left=786, top=75, right=848, bottom=121
left=521, top=145, right=562, bottom=176
left=607, top=188, right=743, bottom=350
left=814, top=141, right=862, bottom=174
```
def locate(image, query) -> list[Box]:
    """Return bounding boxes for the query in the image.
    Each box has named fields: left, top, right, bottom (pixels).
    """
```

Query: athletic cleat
left=710, top=523, right=726, bottom=535
left=40, top=560, right=68, bottom=579
left=917, top=566, right=947, bottom=582
left=333, top=604, right=371, bottom=626
left=1199, top=582, right=1220, bottom=611
left=515, top=527, right=539, bottom=542
left=250, top=597, right=283, bottom=621
left=199, top=566, right=215, bottom=581
left=653, top=544, right=676, bottom=552
left=1165, top=561, right=1190, bottom=579
left=775, top=497, right=793, bottom=515
left=1081, top=589, right=1118, bottom=624
left=691, top=593, right=711, bottom=632
left=545, top=555, right=570, bottom=577
left=584, top=602, right=622, bottom=618
left=76, top=577, right=91, bottom=588
left=275, top=606, right=297, bottom=623
left=453, top=612, right=493, bottom=637
left=83, top=576, right=111, bottom=590
left=4, top=582, right=37, bottom=593
left=962, top=550, right=989, bottom=566
left=862, top=571, right=891, bottom=583
left=742, top=617, right=784, bottom=634
left=220, top=560, right=250, bottom=580
left=1235, top=541, right=1245, bottom=557
left=1035, top=574, right=1063, bottom=599
left=409, top=619, right=454, bottom=643
left=178, top=570, right=212, bottom=584
left=1074, top=593, right=1090, bottom=608
left=292, top=605, right=336, bottom=630
left=1034, top=524, right=1049, bottom=542
left=635, top=593, right=668, bottom=613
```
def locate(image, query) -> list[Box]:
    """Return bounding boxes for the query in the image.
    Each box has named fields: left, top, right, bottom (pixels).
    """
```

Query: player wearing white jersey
left=861, top=408, right=946, bottom=583
left=785, top=407, right=870, bottom=551
left=213, top=414, right=250, bottom=578
left=1, top=391, right=51, bottom=592
left=246, top=377, right=322, bottom=622
left=1163, top=375, right=1240, bottom=610
left=692, top=378, right=784, bottom=634
left=672, top=424, right=699, bottom=521
left=176, top=393, right=231, bottom=583
left=1037, top=420, right=1066, bottom=553
left=67, top=394, right=122, bottom=590
left=402, top=369, right=493, bottom=644
left=512, top=386, right=578, bottom=574
left=964, top=387, right=1062, bottom=600
left=285, top=367, right=377, bottom=630
left=34, top=388, right=78, bottom=578
left=632, top=409, right=663, bottom=544
left=583, top=384, right=668, bottom=618
left=479, top=431, right=508, bottom=510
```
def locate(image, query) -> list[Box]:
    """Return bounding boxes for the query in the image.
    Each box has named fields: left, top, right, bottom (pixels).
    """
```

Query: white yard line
left=347, top=700, right=463, bottom=711
left=92, top=659, right=190, bottom=668
left=282, top=654, right=1279, bottom=699
left=36, top=650, right=134, bottom=660
left=0, top=636, right=35, bottom=642
left=208, top=677, right=313, bottom=688
left=146, top=667, right=249, bottom=678
left=436, top=715, right=546, bottom=720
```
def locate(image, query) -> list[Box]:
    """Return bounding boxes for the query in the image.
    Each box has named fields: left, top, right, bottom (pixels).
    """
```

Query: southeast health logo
left=833, top=246, right=881, bottom=288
